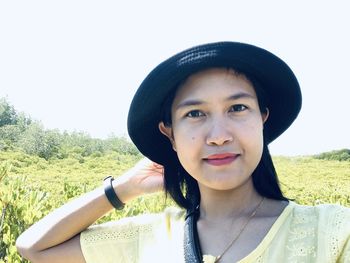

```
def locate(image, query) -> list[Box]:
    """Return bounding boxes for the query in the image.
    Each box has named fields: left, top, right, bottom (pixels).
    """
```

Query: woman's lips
left=203, top=153, right=239, bottom=166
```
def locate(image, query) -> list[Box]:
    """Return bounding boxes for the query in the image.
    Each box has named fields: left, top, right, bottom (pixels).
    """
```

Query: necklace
left=208, top=197, right=265, bottom=263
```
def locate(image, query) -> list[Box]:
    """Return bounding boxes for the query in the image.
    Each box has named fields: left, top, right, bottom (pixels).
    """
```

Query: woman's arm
left=16, top=158, right=164, bottom=263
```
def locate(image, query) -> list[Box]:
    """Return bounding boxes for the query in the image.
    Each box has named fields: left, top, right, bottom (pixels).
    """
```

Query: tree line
left=0, top=97, right=140, bottom=160
left=314, top=149, right=350, bottom=162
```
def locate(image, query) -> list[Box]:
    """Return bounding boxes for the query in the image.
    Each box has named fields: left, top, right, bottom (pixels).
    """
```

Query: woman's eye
left=230, top=104, right=247, bottom=112
left=185, top=110, right=205, bottom=118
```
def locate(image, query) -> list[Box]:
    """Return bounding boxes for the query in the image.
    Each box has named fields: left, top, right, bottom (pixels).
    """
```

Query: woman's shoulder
left=288, top=202, right=350, bottom=260
left=265, top=201, right=349, bottom=262
left=80, top=207, right=186, bottom=263
left=94, top=206, right=185, bottom=228
left=163, top=206, right=187, bottom=222
left=81, top=206, right=185, bottom=242
left=287, top=201, right=350, bottom=230
left=290, top=201, right=350, bottom=224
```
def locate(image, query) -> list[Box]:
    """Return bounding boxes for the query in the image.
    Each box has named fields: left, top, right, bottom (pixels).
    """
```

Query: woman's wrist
left=110, top=175, right=140, bottom=205
left=103, top=176, right=125, bottom=210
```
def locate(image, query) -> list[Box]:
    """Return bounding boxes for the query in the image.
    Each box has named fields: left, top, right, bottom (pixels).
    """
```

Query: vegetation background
left=1, top=97, right=349, bottom=262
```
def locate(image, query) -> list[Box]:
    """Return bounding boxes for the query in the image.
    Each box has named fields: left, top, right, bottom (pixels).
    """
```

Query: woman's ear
left=158, top=122, right=176, bottom=151
left=262, top=108, right=269, bottom=124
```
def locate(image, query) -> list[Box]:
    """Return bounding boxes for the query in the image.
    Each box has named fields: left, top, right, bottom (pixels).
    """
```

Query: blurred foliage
left=275, top=156, right=350, bottom=206
left=0, top=162, right=47, bottom=263
left=314, top=148, right=350, bottom=162
left=0, top=98, right=20, bottom=127
left=0, top=97, right=140, bottom=160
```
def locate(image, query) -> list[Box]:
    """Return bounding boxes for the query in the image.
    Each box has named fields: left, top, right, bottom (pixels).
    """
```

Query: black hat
left=127, top=41, right=302, bottom=165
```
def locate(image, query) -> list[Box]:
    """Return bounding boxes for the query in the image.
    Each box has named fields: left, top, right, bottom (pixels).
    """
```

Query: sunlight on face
left=160, top=68, right=267, bottom=192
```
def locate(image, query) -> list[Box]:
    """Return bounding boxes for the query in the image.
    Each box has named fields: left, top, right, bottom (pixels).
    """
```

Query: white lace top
left=80, top=202, right=350, bottom=262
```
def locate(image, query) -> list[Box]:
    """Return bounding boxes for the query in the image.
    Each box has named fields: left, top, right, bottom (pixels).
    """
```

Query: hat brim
left=128, top=42, right=301, bottom=165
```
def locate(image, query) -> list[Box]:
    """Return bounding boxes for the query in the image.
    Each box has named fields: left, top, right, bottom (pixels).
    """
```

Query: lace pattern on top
left=286, top=206, right=317, bottom=262
left=285, top=204, right=350, bottom=263
left=82, top=215, right=157, bottom=243
left=329, top=206, right=348, bottom=262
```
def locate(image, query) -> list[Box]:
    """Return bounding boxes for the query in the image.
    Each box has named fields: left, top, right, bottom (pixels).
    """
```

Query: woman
left=16, top=42, right=350, bottom=263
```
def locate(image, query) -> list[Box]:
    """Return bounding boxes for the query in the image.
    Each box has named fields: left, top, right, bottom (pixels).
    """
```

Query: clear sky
left=1, top=1, right=349, bottom=156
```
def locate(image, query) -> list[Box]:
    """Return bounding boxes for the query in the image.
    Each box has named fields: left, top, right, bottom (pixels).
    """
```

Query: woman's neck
left=198, top=178, right=262, bottom=222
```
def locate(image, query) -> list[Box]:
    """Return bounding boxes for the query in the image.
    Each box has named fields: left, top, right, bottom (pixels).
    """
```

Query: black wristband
left=103, top=176, right=125, bottom=210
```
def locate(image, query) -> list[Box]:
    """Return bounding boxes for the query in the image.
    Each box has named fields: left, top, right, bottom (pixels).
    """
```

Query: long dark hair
left=160, top=68, right=288, bottom=210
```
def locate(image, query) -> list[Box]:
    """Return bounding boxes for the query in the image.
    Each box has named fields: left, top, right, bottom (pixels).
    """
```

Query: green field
left=1, top=150, right=349, bottom=262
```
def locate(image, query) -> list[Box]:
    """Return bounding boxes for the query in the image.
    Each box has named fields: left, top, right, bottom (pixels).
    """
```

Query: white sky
left=1, top=0, right=349, bottom=156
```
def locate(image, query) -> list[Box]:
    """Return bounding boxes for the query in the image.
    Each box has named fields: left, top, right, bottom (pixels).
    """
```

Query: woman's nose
left=206, top=119, right=233, bottom=146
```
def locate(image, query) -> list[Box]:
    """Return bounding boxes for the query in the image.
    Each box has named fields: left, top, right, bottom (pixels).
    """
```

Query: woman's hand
left=113, top=158, right=165, bottom=203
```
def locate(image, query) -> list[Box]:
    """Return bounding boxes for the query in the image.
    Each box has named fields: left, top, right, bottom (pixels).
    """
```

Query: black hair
left=160, top=68, right=288, bottom=210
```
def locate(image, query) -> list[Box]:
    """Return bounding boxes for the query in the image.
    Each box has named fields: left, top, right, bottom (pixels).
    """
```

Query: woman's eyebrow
left=175, top=99, right=205, bottom=110
left=175, top=92, right=256, bottom=110
left=226, top=92, right=256, bottom=101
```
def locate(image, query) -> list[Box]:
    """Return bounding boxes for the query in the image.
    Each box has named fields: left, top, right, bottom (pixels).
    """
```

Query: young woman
left=16, top=42, right=350, bottom=263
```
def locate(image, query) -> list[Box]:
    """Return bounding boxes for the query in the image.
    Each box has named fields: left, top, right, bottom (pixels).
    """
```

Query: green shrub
left=0, top=162, right=51, bottom=262
left=314, top=149, right=350, bottom=161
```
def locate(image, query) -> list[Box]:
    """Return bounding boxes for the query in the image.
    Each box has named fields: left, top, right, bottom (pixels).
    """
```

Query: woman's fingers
left=118, top=157, right=165, bottom=195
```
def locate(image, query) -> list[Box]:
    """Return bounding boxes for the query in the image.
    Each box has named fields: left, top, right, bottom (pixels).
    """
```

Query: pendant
left=203, top=255, right=218, bottom=263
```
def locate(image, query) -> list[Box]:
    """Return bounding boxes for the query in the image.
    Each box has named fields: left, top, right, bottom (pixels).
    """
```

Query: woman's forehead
left=173, top=68, right=257, bottom=103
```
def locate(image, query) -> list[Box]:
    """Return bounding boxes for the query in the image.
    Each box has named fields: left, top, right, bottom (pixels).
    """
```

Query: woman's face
left=159, top=68, right=268, bottom=191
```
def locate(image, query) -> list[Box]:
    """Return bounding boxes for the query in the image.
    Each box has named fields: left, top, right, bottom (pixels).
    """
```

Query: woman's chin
left=199, top=177, right=253, bottom=192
